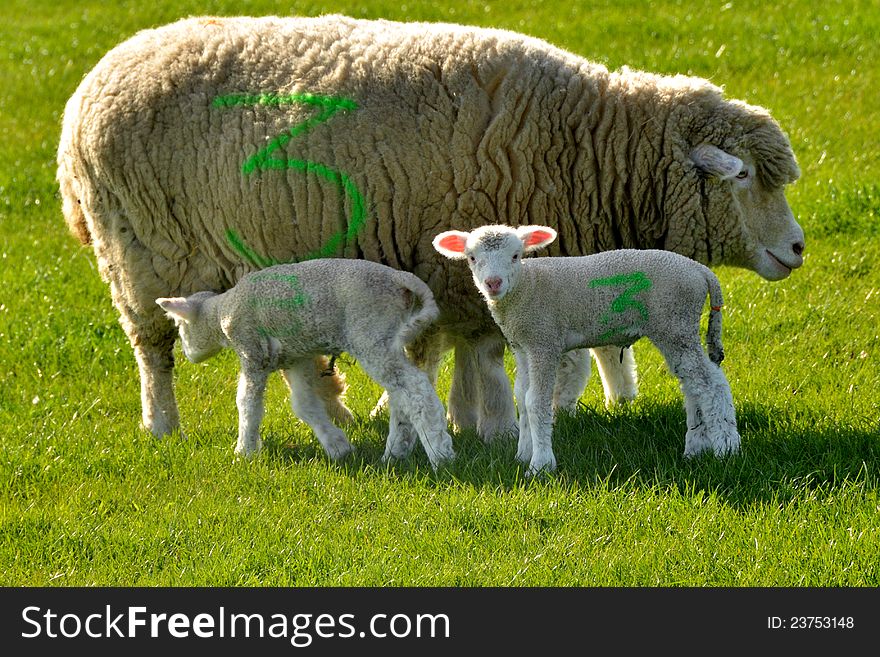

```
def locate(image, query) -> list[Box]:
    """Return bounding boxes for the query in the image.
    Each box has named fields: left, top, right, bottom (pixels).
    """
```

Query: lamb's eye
left=512, top=253, right=519, bottom=262
left=468, top=255, right=476, bottom=263
left=735, top=169, right=749, bottom=180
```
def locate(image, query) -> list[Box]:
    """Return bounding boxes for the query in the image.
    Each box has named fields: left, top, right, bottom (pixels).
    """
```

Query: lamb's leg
left=692, top=361, right=740, bottom=456
left=235, top=366, right=269, bottom=457
left=523, top=350, right=559, bottom=476
left=382, top=400, right=419, bottom=462
left=553, top=348, right=592, bottom=413
left=512, top=349, right=533, bottom=464
left=373, top=330, right=446, bottom=419
left=657, top=344, right=740, bottom=458
left=281, top=364, right=354, bottom=461
left=133, top=329, right=180, bottom=437
left=358, top=353, right=455, bottom=471
left=591, top=345, right=639, bottom=407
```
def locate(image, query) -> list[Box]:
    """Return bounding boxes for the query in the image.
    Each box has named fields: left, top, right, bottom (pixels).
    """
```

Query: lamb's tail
left=704, top=268, right=725, bottom=365
left=393, top=271, right=440, bottom=349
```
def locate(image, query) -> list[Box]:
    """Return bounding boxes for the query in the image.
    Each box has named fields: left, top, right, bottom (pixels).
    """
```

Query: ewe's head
left=156, top=291, right=223, bottom=363
left=433, top=225, right=557, bottom=302
left=674, top=84, right=805, bottom=281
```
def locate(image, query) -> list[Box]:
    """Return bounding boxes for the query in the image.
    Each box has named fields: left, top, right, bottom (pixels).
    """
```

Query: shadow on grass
left=262, top=400, right=879, bottom=508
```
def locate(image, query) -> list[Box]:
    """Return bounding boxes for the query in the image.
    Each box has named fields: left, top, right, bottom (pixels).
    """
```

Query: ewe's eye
left=735, top=169, right=749, bottom=180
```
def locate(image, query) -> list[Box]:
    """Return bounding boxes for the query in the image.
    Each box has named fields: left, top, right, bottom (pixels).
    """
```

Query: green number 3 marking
left=213, top=92, right=368, bottom=267
left=588, top=271, right=653, bottom=341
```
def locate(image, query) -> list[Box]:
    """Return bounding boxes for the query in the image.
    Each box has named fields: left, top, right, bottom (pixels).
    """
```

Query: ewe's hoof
left=526, top=456, right=557, bottom=478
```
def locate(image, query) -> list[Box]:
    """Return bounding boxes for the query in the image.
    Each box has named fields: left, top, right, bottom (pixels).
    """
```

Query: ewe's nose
left=484, top=276, right=503, bottom=294
left=792, top=240, right=805, bottom=257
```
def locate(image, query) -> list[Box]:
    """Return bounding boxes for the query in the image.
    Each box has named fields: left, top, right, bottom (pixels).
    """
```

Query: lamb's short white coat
left=434, top=225, right=739, bottom=475
left=157, top=259, right=455, bottom=469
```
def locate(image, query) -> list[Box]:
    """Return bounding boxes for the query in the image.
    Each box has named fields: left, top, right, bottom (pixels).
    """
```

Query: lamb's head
left=676, top=90, right=805, bottom=281
left=433, top=225, right=557, bottom=302
left=156, top=291, right=223, bottom=363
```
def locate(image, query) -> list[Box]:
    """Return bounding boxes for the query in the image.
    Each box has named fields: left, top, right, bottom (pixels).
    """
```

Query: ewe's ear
left=156, top=297, right=197, bottom=323
left=690, top=144, right=744, bottom=180
left=516, top=225, right=557, bottom=252
left=433, top=231, right=471, bottom=259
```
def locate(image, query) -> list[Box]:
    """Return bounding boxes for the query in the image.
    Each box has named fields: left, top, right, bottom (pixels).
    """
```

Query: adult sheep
left=57, top=15, right=804, bottom=441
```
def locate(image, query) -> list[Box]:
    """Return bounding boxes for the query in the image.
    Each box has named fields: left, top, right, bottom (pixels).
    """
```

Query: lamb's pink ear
left=517, top=226, right=557, bottom=252
left=433, top=231, right=470, bottom=259
left=156, top=297, right=196, bottom=323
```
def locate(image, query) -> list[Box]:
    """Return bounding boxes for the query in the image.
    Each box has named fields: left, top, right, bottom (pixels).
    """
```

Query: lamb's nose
left=792, top=241, right=805, bottom=257
left=485, top=277, right=502, bottom=293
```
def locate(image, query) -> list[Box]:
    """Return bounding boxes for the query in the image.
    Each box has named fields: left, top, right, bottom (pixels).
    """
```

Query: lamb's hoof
left=324, top=436, right=354, bottom=462
left=234, top=440, right=262, bottom=459
left=426, top=437, right=457, bottom=471
left=428, top=449, right=456, bottom=472
left=385, top=422, right=418, bottom=460
left=515, top=447, right=532, bottom=464
left=711, top=424, right=741, bottom=457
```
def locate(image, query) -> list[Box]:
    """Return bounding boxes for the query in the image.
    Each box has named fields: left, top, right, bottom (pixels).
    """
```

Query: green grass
left=1, top=0, right=878, bottom=586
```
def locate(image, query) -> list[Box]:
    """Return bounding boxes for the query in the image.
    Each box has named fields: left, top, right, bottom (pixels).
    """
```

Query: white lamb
left=156, top=259, right=456, bottom=470
left=433, top=225, right=740, bottom=475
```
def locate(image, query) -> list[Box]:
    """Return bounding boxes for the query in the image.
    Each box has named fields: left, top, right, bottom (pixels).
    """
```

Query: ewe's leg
left=473, top=335, right=519, bottom=442
left=235, top=367, right=269, bottom=457
left=553, top=349, right=592, bottom=413
left=523, top=350, right=560, bottom=476
left=281, top=364, right=353, bottom=461
left=134, top=335, right=180, bottom=437
left=96, top=199, right=182, bottom=437
left=512, top=350, right=532, bottom=464
left=447, top=342, right=481, bottom=432
left=591, top=346, right=639, bottom=407
left=311, top=355, right=354, bottom=425
left=358, top=353, right=455, bottom=470
left=657, top=344, right=740, bottom=457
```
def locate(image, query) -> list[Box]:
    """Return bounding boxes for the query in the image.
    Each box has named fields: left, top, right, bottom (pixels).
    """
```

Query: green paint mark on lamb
left=214, top=92, right=367, bottom=266
left=589, top=272, right=653, bottom=342
left=248, top=270, right=310, bottom=338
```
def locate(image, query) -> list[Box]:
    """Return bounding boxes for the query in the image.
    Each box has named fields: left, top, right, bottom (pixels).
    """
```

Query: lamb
left=155, top=259, right=456, bottom=470
left=433, top=224, right=740, bottom=475
left=57, top=15, right=804, bottom=443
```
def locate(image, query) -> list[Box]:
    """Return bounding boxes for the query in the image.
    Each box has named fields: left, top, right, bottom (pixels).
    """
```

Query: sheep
left=155, top=259, right=456, bottom=470
left=57, top=15, right=803, bottom=443
left=433, top=224, right=739, bottom=475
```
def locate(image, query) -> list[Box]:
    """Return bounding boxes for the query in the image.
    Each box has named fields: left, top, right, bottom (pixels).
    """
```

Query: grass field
left=1, top=0, right=878, bottom=586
